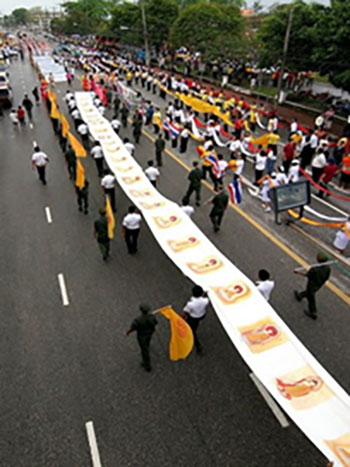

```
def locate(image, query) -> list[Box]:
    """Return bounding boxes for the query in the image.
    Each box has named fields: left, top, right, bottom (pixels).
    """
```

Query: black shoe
left=214, top=227, right=220, bottom=233
left=79, top=206, right=83, bottom=212
left=304, top=310, right=317, bottom=320
left=294, top=290, right=302, bottom=302
left=103, top=255, right=108, bottom=261
left=195, top=202, right=201, bottom=207
left=84, top=210, right=88, bottom=215
left=141, top=362, right=151, bottom=372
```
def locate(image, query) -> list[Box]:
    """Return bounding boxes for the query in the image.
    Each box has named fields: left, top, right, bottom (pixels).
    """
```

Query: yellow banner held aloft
left=250, top=133, right=270, bottom=148
left=60, top=113, right=70, bottom=138
left=68, top=131, right=87, bottom=158
left=50, top=101, right=60, bottom=120
left=157, top=306, right=194, bottom=361
left=106, top=195, right=115, bottom=239
left=75, top=159, right=85, bottom=189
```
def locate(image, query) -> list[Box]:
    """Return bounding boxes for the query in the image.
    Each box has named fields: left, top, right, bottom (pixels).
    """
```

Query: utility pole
left=140, top=0, right=150, bottom=66
left=276, top=5, right=294, bottom=107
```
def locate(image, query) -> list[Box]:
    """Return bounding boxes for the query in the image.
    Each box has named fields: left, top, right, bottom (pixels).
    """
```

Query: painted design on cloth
left=325, top=433, right=350, bottom=467
left=139, top=201, right=165, bottom=210
left=187, top=256, right=223, bottom=274
left=113, top=166, right=134, bottom=173
left=276, top=365, right=333, bottom=410
left=121, top=176, right=142, bottom=185
left=153, top=215, right=182, bottom=229
left=129, top=189, right=153, bottom=198
left=212, top=281, right=250, bottom=305
left=167, top=236, right=200, bottom=252
left=239, top=318, right=288, bottom=354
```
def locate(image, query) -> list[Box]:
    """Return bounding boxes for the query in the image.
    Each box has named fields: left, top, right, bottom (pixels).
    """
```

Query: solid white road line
left=86, top=421, right=102, bottom=467
left=57, top=273, right=69, bottom=306
left=311, top=193, right=348, bottom=216
left=45, top=206, right=52, bottom=224
left=249, top=373, right=289, bottom=428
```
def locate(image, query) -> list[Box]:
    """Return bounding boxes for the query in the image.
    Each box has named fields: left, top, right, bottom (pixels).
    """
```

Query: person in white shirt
left=91, top=141, right=104, bottom=177
left=256, top=269, right=275, bottom=301
left=101, top=169, right=116, bottom=212
left=276, top=166, right=288, bottom=185
left=78, top=122, right=89, bottom=147
left=254, top=149, right=267, bottom=185
left=124, top=138, right=135, bottom=155
left=217, top=153, right=228, bottom=188
left=31, top=146, right=49, bottom=185
left=122, top=205, right=142, bottom=254
left=290, top=118, right=298, bottom=135
left=181, top=199, right=194, bottom=217
left=227, top=136, right=241, bottom=156
left=10, top=109, right=18, bottom=125
left=111, top=115, right=121, bottom=134
left=183, top=285, right=210, bottom=353
left=288, top=160, right=300, bottom=183
left=311, top=148, right=327, bottom=183
left=333, top=218, right=350, bottom=254
left=144, top=160, right=160, bottom=188
left=65, top=90, right=74, bottom=102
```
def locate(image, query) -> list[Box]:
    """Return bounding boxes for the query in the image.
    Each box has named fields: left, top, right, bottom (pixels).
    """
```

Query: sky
left=0, top=0, right=330, bottom=16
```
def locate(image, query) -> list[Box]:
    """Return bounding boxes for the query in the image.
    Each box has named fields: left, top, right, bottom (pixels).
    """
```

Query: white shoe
left=264, top=207, right=271, bottom=212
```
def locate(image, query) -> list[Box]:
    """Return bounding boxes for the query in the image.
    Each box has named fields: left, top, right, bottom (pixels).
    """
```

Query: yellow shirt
left=268, top=133, right=281, bottom=145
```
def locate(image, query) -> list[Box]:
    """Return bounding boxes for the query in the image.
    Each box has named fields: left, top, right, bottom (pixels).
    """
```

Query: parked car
left=0, top=86, right=13, bottom=108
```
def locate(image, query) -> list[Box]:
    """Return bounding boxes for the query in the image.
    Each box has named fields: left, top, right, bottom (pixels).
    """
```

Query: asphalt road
left=0, top=54, right=349, bottom=467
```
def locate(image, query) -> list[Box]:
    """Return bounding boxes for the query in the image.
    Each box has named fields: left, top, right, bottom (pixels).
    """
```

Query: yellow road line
left=141, top=127, right=350, bottom=306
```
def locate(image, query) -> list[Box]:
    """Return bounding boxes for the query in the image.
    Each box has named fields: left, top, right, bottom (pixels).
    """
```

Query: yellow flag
left=75, top=160, right=85, bottom=189
left=68, top=131, right=87, bottom=158
left=106, top=195, right=115, bottom=239
left=60, top=113, right=70, bottom=138
left=50, top=101, right=60, bottom=120
left=250, top=133, right=270, bottom=148
left=158, top=306, right=194, bottom=361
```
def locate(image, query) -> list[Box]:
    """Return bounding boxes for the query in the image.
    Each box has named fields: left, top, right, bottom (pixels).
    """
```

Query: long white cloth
left=76, top=92, right=350, bottom=467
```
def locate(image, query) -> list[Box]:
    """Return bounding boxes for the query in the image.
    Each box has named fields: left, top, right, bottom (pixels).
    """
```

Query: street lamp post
left=140, top=0, right=150, bottom=66
left=276, top=5, right=294, bottom=107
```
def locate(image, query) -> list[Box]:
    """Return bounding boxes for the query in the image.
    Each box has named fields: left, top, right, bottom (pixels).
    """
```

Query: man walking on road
left=122, top=206, right=142, bottom=254
left=91, top=141, right=104, bottom=178
left=182, top=161, right=202, bottom=207
left=183, top=286, right=209, bottom=354
left=155, top=133, right=165, bottom=167
left=76, top=179, right=89, bottom=214
left=22, top=94, right=34, bottom=121
left=94, top=207, right=110, bottom=261
left=126, top=303, right=158, bottom=372
left=101, top=169, right=116, bottom=212
left=209, top=188, right=229, bottom=232
left=31, top=146, right=49, bottom=185
left=294, top=252, right=331, bottom=320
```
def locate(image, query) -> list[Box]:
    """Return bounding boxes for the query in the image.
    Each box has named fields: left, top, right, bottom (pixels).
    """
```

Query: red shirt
left=17, top=109, right=25, bottom=119
left=321, top=164, right=338, bottom=183
left=283, top=143, right=295, bottom=160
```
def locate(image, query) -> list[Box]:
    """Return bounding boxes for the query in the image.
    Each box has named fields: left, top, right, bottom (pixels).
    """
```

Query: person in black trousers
left=122, top=206, right=142, bottom=254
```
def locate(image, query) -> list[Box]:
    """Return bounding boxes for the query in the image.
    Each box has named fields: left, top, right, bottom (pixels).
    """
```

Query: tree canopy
left=257, top=0, right=350, bottom=91
left=170, top=2, right=246, bottom=59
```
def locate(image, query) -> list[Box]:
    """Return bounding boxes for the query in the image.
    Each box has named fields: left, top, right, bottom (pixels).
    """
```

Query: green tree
left=59, top=0, right=113, bottom=35
left=170, top=2, right=246, bottom=59
left=257, top=1, right=326, bottom=70
left=177, top=0, right=244, bottom=6
left=110, top=0, right=179, bottom=50
left=313, top=0, right=350, bottom=92
left=11, top=7, right=29, bottom=25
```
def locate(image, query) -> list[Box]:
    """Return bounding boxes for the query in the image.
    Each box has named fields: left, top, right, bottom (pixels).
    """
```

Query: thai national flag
left=228, top=178, right=243, bottom=204
left=205, top=153, right=221, bottom=179
left=163, top=120, right=180, bottom=138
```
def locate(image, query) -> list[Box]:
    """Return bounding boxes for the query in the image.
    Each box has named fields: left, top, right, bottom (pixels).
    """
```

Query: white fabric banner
left=33, top=55, right=67, bottom=83
left=76, top=92, right=350, bottom=466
